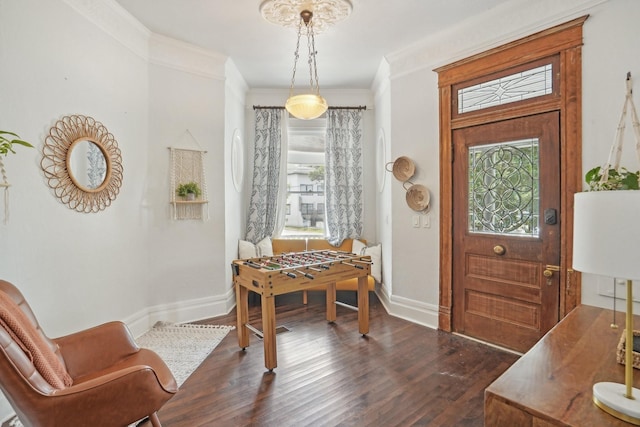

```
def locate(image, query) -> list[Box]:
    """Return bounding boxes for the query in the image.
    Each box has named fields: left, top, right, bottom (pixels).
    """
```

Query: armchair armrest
left=54, top=321, right=139, bottom=379
left=42, top=352, right=177, bottom=426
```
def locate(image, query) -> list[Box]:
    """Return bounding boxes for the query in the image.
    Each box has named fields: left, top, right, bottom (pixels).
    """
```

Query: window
left=282, top=118, right=326, bottom=237
left=468, top=138, right=540, bottom=237
left=452, top=57, right=559, bottom=118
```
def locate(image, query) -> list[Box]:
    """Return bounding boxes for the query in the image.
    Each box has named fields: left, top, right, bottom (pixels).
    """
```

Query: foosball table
left=232, top=249, right=372, bottom=371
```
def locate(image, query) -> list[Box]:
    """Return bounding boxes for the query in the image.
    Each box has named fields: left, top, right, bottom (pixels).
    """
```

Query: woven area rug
left=135, top=322, right=234, bottom=386
left=6, top=322, right=234, bottom=427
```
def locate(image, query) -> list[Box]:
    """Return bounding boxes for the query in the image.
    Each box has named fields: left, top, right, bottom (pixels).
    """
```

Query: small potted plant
left=176, top=181, right=202, bottom=201
left=585, top=166, right=639, bottom=191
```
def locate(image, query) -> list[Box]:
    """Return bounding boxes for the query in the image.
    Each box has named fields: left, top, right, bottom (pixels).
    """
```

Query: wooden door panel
left=452, top=112, right=560, bottom=353
left=463, top=306, right=541, bottom=350
left=465, top=292, right=540, bottom=331
left=467, top=255, right=541, bottom=288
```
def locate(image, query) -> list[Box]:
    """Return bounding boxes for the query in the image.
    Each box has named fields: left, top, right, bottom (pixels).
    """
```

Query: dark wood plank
left=150, top=291, right=519, bottom=426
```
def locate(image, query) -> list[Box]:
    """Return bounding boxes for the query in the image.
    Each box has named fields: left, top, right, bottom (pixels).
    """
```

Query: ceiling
left=114, top=0, right=513, bottom=89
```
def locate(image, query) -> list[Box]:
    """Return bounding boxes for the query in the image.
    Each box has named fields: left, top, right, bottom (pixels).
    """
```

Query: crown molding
left=149, top=33, right=227, bottom=80
left=64, top=0, right=228, bottom=80
left=386, top=0, right=609, bottom=81
left=63, top=0, right=150, bottom=60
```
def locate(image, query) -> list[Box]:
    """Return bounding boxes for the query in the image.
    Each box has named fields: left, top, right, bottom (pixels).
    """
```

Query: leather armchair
left=0, top=280, right=177, bottom=427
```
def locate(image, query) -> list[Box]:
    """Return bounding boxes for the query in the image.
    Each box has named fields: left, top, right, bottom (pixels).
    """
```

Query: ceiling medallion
left=259, top=0, right=353, bottom=33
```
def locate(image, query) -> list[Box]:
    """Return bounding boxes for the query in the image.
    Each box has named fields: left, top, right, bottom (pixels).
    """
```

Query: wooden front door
left=452, top=112, right=560, bottom=353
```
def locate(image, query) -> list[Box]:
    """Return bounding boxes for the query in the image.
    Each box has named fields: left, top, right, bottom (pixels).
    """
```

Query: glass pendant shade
left=285, top=94, right=328, bottom=120
left=284, top=10, right=328, bottom=120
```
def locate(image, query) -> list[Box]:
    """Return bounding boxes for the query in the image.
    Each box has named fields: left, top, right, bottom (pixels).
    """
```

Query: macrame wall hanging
left=601, top=72, right=640, bottom=183
left=169, top=146, right=208, bottom=220
left=0, top=158, right=10, bottom=223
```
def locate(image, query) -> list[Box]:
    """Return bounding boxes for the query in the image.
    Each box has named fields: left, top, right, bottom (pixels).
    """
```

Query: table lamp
left=573, top=190, right=640, bottom=425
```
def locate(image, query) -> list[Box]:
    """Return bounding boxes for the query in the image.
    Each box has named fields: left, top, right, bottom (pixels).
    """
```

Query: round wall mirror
left=67, top=139, right=111, bottom=191
left=42, top=115, right=123, bottom=213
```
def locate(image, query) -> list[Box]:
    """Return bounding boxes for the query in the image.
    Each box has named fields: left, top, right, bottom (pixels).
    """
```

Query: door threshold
left=452, top=332, right=524, bottom=357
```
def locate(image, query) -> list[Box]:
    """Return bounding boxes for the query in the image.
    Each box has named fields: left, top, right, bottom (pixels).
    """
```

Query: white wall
left=224, top=60, right=249, bottom=300
left=580, top=0, right=640, bottom=308
left=0, top=0, right=242, bottom=419
left=143, top=33, right=233, bottom=321
left=0, top=0, right=151, bottom=334
left=375, top=0, right=640, bottom=327
left=372, top=60, right=394, bottom=304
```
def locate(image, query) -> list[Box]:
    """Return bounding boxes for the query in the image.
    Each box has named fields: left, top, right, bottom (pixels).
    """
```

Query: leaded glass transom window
left=468, top=138, right=539, bottom=237
left=458, top=64, right=553, bottom=114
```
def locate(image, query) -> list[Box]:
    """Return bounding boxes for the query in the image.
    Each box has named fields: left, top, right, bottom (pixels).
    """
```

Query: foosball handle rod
left=342, top=261, right=364, bottom=269
left=293, top=269, right=315, bottom=279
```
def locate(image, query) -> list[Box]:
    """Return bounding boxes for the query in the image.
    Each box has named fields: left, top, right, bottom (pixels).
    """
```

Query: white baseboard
left=123, top=287, right=236, bottom=337
left=376, top=285, right=439, bottom=330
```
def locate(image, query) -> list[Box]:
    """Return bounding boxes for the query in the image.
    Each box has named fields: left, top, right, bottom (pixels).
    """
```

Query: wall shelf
left=171, top=200, right=208, bottom=205
left=169, top=146, right=208, bottom=220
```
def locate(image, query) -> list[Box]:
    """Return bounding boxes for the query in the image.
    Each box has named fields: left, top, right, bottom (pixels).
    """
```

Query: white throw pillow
left=238, top=240, right=257, bottom=259
left=352, top=239, right=382, bottom=283
left=238, top=236, right=273, bottom=259
left=256, top=236, right=273, bottom=257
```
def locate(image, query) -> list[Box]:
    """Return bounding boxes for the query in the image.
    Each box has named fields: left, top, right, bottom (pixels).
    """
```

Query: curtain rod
left=252, top=105, right=367, bottom=111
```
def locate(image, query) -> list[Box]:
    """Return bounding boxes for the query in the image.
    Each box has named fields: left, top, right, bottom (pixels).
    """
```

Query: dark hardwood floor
left=151, top=291, right=519, bottom=427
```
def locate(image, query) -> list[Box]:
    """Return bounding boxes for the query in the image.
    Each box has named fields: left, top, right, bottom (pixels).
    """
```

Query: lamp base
left=593, top=382, right=640, bottom=425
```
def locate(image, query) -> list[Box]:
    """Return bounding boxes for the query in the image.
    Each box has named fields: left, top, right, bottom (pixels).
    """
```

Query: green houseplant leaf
left=176, top=181, right=202, bottom=198
left=0, top=131, right=34, bottom=156
left=585, top=166, right=640, bottom=191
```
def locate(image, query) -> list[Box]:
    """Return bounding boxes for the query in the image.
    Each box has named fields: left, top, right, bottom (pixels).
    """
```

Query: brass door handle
left=544, top=264, right=561, bottom=279
left=493, top=245, right=506, bottom=256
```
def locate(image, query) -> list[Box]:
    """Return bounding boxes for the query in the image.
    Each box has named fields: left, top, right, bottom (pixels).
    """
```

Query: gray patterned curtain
left=245, top=108, right=283, bottom=243
left=325, top=109, right=363, bottom=246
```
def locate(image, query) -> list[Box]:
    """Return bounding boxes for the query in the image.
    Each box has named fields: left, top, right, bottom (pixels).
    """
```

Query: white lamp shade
left=573, top=190, right=640, bottom=280
left=285, top=94, right=328, bottom=120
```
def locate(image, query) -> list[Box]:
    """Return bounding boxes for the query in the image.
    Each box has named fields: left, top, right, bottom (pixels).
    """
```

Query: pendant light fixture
left=285, top=10, right=327, bottom=120
left=259, top=0, right=353, bottom=120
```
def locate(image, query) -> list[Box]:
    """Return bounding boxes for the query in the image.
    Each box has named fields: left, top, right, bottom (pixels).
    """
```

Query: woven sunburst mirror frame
left=41, top=115, right=123, bottom=213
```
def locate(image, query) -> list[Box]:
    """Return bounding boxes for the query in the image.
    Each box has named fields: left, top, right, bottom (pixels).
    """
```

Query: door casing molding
left=435, top=16, right=587, bottom=332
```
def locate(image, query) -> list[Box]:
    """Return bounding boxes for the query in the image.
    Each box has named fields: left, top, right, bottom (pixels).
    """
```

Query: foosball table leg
left=261, top=294, right=278, bottom=371
left=357, top=276, right=370, bottom=335
left=326, top=282, right=337, bottom=323
left=235, top=283, right=250, bottom=349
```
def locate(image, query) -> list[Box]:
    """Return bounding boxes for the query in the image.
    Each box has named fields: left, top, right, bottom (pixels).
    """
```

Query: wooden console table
left=485, top=305, right=640, bottom=426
